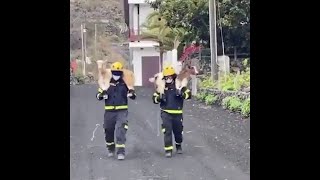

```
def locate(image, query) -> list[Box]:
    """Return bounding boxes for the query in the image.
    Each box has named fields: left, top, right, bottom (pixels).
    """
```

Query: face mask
left=165, top=78, right=173, bottom=84
left=112, top=75, right=120, bottom=81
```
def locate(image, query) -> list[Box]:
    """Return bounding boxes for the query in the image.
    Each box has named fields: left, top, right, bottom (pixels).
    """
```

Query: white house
left=124, top=0, right=160, bottom=87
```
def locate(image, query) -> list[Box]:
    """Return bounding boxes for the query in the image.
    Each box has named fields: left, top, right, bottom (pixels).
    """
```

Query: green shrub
left=222, top=96, right=232, bottom=109
left=242, top=58, right=249, bottom=67
left=219, top=69, right=250, bottom=92
left=199, top=76, right=215, bottom=88
left=199, top=69, right=250, bottom=92
left=195, top=91, right=207, bottom=101
left=222, top=96, right=242, bottom=111
left=228, top=97, right=242, bottom=112
left=241, top=98, right=250, bottom=117
left=76, top=75, right=85, bottom=84
left=220, top=73, right=237, bottom=91
left=197, top=62, right=250, bottom=117
left=241, top=69, right=250, bottom=87
left=204, top=94, right=217, bottom=105
left=222, top=96, right=250, bottom=117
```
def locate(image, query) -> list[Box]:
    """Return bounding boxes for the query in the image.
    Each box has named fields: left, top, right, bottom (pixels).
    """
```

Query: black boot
left=165, top=150, right=172, bottom=158
left=117, top=148, right=126, bottom=160
left=117, top=153, right=125, bottom=160
left=107, top=150, right=114, bottom=157
left=107, top=145, right=115, bottom=157
left=176, top=144, right=183, bottom=154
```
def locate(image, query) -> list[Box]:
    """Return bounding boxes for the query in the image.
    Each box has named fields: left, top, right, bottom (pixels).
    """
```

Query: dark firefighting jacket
left=152, top=82, right=191, bottom=114
left=96, top=78, right=135, bottom=111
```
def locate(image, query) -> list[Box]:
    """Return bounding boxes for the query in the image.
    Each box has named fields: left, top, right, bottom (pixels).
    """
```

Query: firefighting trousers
left=103, top=110, right=128, bottom=154
left=161, top=111, right=183, bottom=151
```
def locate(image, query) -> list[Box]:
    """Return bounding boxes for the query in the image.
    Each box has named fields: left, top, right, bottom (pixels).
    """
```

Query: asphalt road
left=70, top=85, right=250, bottom=180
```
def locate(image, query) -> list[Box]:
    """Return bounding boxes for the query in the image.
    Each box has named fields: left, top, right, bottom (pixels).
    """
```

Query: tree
left=148, top=0, right=250, bottom=55
left=141, top=11, right=188, bottom=70
left=217, top=0, right=250, bottom=54
left=141, top=12, right=172, bottom=70
left=149, top=0, right=209, bottom=45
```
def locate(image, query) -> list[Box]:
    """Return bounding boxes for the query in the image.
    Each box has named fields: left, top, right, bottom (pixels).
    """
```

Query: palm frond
left=142, top=10, right=193, bottom=51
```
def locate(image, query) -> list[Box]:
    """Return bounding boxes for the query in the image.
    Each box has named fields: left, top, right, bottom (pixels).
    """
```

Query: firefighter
left=152, top=65, right=191, bottom=158
left=96, top=61, right=136, bottom=160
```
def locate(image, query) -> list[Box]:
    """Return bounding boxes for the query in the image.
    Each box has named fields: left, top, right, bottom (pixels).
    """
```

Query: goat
left=96, top=60, right=135, bottom=91
left=149, top=59, right=199, bottom=95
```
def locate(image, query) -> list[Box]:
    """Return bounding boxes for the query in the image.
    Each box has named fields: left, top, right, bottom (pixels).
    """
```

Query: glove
left=102, top=94, right=108, bottom=99
left=181, top=87, right=191, bottom=99
left=152, top=92, right=161, bottom=104
left=181, top=87, right=187, bottom=94
left=176, top=87, right=187, bottom=97
left=127, top=89, right=136, bottom=100
left=99, top=90, right=108, bottom=99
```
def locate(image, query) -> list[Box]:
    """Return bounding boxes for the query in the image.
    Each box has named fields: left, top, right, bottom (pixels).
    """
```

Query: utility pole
left=83, top=23, right=87, bottom=76
left=94, top=23, right=97, bottom=61
left=209, top=0, right=218, bottom=80
left=81, top=23, right=85, bottom=76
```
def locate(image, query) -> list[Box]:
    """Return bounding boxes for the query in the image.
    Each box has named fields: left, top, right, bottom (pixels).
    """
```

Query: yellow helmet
left=111, top=61, right=123, bottom=71
left=162, top=65, right=175, bottom=76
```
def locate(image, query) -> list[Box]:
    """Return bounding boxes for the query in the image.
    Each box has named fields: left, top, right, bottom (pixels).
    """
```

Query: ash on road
left=70, top=85, right=250, bottom=180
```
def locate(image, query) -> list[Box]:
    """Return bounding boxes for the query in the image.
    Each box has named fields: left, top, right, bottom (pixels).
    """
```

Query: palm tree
left=141, top=11, right=188, bottom=70
left=141, top=12, right=171, bottom=70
